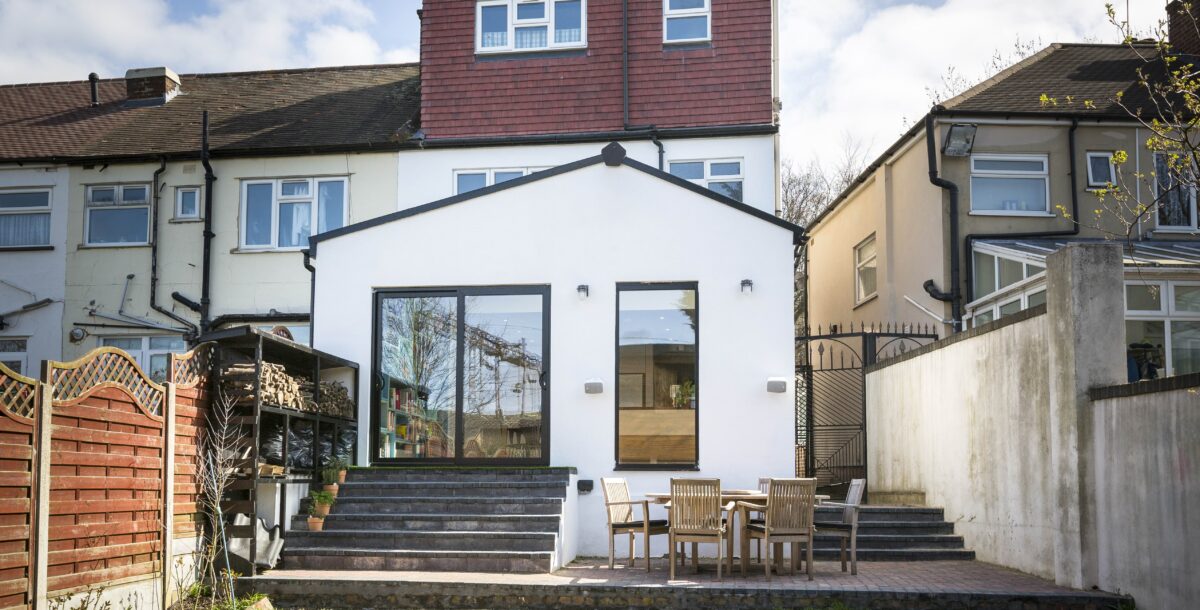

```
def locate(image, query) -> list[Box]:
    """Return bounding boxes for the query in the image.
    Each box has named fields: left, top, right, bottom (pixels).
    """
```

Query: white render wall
left=313, top=160, right=797, bottom=557
left=0, top=164, right=69, bottom=372
left=397, top=135, right=778, bottom=213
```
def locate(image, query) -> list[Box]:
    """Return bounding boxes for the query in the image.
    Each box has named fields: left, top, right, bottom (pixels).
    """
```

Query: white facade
left=312, top=153, right=797, bottom=556
left=0, top=164, right=69, bottom=374
left=398, top=135, right=778, bottom=213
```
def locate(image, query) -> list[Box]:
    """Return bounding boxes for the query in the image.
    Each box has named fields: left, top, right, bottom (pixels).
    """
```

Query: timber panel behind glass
left=378, top=295, right=458, bottom=460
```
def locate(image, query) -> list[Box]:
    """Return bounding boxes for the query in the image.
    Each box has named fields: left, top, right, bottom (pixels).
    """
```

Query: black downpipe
left=961, top=118, right=1082, bottom=303
left=200, top=111, right=216, bottom=332
left=622, top=0, right=664, bottom=165
left=303, top=250, right=316, bottom=348
left=924, top=111, right=963, bottom=330
left=150, top=158, right=199, bottom=337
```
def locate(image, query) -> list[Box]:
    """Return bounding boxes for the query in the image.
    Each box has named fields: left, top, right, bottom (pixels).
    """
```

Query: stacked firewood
left=222, top=362, right=305, bottom=409
left=311, top=381, right=354, bottom=419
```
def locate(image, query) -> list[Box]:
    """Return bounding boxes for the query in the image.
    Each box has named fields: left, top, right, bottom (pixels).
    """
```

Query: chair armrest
left=722, top=501, right=736, bottom=512
left=605, top=500, right=647, bottom=506
left=735, top=501, right=766, bottom=511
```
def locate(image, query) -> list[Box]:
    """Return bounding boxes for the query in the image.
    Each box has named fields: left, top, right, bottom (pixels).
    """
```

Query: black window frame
left=614, top=281, right=700, bottom=471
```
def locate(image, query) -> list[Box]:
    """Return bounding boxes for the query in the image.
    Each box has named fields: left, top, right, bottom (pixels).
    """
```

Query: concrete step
left=286, top=529, right=557, bottom=552
left=331, top=496, right=565, bottom=516
left=347, top=467, right=573, bottom=484
left=338, top=481, right=567, bottom=498
left=282, top=548, right=554, bottom=573
left=292, top=513, right=562, bottom=533
left=843, top=520, right=955, bottom=535
left=810, top=548, right=976, bottom=561
left=812, top=534, right=965, bottom=550
left=815, top=506, right=945, bottom=522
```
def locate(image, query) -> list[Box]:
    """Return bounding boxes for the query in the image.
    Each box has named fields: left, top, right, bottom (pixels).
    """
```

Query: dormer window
left=477, top=0, right=586, bottom=54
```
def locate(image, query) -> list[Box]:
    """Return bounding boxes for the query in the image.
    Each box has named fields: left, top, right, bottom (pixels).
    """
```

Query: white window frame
left=668, top=158, right=744, bottom=201
left=84, top=184, right=151, bottom=246
left=853, top=234, right=877, bottom=305
left=970, top=245, right=1047, bottom=305
left=969, top=154, right=1052, bottom=216
left=476, top=0, right=588, bottom=54
left=100, top=335, right=187, bottom=381
left=663, top=0, right=711, bottom=44
left=174, top=186, right=201, bottom=220
left=1085, top=151, right=1116, bottom=189
left=239, top=177, right=349, bottom=251
left=452, top=167, right=550, bottom=194
left=0, top=188, right=52, bottom=248
left=1152, top=152, right=1199, bottom=231
left=1124, top=280, right=1200, bottom=378
left=966, top=283, right=1047, bottom=328
left=0, top=338, right=28, bottom=375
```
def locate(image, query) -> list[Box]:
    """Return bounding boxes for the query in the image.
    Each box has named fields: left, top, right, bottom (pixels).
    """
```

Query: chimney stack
left=124, top=67, right=181, bottom=103
left=88, top=73, right=99, bottom=107
left=1169, top=1, right=1200, bottom=55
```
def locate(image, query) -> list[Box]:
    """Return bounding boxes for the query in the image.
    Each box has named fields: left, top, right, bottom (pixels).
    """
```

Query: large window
left=1126, top=280, right=1200, bottom=380
left=0, top=190, right=51, bottom=248
left=241, top=178, right=348, bottom=250
left=0, top=338, right=27, bottom=375
left=1154, top=153, right=1198, bottom=230
left=967, top=246, right=1046, bottom=326
left=663, top=0, right=710, bottom=43
left=669, top=159, right=743, bottom=201
left=454, top=167, right=549, bottom=195
left=476, top=0, right=586, bottom=53
left=100, top=335, right=187, bottom=382
left=616, top=284, right=698, bottom=467
left=969, top=154, right=1050, bottom=215
left=86, top=184, right=149, bottom=245
left=854, top=235, right=877, bottom=305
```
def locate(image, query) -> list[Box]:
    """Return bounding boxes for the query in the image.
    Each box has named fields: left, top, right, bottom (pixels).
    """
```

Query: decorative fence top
left=46, top=347, right=165, bottom=416
left=170, top=343, right=213, bottom=389
left=0, top=361, right=37, bottom=421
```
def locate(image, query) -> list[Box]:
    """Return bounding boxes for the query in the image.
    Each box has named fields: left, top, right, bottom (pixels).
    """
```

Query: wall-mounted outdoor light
left=741, top=279, right=754, bottom=294
left=766, top=377, right=788, bottom=393
left=584, top=379, right=604, bottom=394
left=577, top=284, right=590, bottom=299
left=577, top=479, right=594, bottom=494
left=942, top=124, right=978, bottom=157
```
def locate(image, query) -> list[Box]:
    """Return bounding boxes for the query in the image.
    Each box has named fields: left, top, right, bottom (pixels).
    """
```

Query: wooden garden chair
left=668, top=478, right=734, bottom=580
left=738, top=478, right=817, bottom=580
left=814, top=478, right=864, bottom=575
left=601, top=478, right=668, bottom=571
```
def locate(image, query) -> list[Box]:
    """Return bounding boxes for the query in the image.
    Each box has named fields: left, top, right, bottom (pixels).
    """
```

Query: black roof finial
left=602, top=142, right=626, bottom=167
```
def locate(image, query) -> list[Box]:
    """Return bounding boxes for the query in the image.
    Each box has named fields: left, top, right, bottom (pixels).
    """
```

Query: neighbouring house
left=805, top=2, right=1200, bottom=381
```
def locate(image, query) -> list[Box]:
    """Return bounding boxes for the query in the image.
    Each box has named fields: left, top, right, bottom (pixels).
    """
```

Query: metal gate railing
left=796, top=323, right=938, bottom=500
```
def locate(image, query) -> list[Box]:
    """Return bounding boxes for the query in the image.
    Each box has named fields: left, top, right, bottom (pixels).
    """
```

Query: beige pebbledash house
left=806, top=12, right=1200, bottom=382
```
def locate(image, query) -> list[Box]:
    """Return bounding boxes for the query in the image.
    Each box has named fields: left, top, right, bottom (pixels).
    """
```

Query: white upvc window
left=453, top=167, right=550, bottom=194
left=1125, top=280, right=1200, bottom=379
left=476, top=0, right=587, bottom=54
left=1153, top=152, right=1198, bottom=231
left=663, top=0, right=710, bottom=43
left=85, top=184, right=150, bottom=246
left=969, top=285, right=1046, bottom=328
left=0, top=338, right=28, bottom=375
left=0, top=189, right=51, bottom=248
left=1086, top=151, right=1116, bottom=189
left=175, top=186, right=200, bottom=220
left=101, top=335, right=187, bottom=382
left=668, top=159, right=744, bottom=202
left=853, top=234, right=877, bottom=305
left=240, top=177, right=348, bottom=251
left=971, top=247, right=1046, bottom=303
left=969, top=154, right=1051, bottom=216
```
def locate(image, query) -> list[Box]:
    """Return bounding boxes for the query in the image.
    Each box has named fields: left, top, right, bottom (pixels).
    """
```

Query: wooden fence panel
left=169, top=345, right=211, bottom=542
left=0, top=364, right=36, bottom=610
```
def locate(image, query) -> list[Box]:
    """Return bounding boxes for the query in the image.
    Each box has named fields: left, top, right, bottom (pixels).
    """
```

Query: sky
left=0, top=0, right=1168, bottom=166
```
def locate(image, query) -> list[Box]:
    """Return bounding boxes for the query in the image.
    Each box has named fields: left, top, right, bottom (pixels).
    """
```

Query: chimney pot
left=1169, top=1, right=1200, bottom=56
left=123, top=67, right=181, bottom=103
left=88, top=72, right=100, bottom=107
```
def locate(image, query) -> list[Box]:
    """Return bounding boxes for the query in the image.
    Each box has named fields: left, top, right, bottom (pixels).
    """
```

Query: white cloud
left=0, top=0, right=418, bottom=83
left=778, top=0, right=1166, bottom=167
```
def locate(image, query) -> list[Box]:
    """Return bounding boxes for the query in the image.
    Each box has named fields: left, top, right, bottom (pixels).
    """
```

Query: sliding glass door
left=373, top=287, right=549, bottom=465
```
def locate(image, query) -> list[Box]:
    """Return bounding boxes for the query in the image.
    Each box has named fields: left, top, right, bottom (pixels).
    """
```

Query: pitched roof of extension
left=0, top=63, right=420, bottom=163
left=308, top=143, right=806, bottom=252
left=808, top=43, right=1163, bottom=230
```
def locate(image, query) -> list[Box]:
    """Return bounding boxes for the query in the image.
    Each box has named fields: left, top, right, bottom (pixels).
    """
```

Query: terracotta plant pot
left=307, top=516, right=324, bottom=532
left=337, top=470, right=347, bottom=484
left=323, top=483, right=339, bottom=498
left=313, top=502, right=331, bottom=518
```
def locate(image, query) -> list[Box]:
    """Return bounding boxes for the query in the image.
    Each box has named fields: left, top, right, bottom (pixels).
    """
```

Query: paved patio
left=242, top=557, right=1132, bottom=609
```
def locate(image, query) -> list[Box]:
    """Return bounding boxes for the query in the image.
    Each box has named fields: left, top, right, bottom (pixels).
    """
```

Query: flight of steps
left=282, top=467, right=572, bottom=573
left=812, top=505, right=975, bottom=561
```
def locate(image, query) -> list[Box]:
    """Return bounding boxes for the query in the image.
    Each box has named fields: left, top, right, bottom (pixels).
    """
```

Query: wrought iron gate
left=796, top=323, right=937, bottom=498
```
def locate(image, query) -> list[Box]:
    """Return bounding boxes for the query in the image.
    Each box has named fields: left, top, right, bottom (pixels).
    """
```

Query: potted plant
left=310, top=489, right=334, bottom=518
left=306, top=502, right=325, bottom=532
left=321, top=466, right=340, bottom=498
left=332, top=457, right=349, bottom=484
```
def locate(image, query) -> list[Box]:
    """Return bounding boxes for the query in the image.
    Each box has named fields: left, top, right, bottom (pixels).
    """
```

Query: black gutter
left=209, top=312, right=311, bottom=328
left=149, top=157, right=199, bottom=337
left=961, top=117, right=1081, bottom=303
left=924, top=110, right=962, bottom=329
left=304, top=249, right=316, bottom=348
left=200, top=111, right=216, bottom=332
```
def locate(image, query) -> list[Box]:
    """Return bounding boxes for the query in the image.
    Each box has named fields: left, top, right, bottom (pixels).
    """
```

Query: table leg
left=739, top=506, right=749, bottom=576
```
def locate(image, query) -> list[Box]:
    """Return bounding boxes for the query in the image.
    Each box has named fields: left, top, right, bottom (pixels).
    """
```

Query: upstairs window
left=1086, top=152, right=1116, bottom=188
left=175, top=186, right=200, bottom=220
left=1154, top=152, right=1198, bottom=230
left=477, top=0, right=587, bottom=54
left=664, top=0, right=710, bottom=43
left=969, top=154, right=1050, bottom=216
left=86, top=184, right=150, bottom=246
left=0, top=189, right=51, bottom=248
left=669, top=159, right=743, bottom=201
left=454, top=167, right=549, bottom=194
left=854, top=235, right=877, bottom=304
left=241, top=178, right=348, bottom=251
